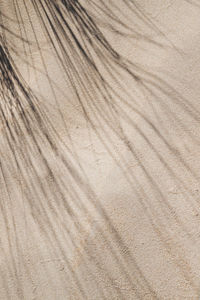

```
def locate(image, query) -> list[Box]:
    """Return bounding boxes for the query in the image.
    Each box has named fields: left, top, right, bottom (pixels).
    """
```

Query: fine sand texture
left=1, top=1, right=200, bottom=299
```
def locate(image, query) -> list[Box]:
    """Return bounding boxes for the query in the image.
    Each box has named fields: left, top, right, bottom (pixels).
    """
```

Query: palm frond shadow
left=0, top=0, right=200, bottom=298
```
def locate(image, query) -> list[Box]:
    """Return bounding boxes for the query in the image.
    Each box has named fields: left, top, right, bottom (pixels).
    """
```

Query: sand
left=1, top=1, right=200, bottom=299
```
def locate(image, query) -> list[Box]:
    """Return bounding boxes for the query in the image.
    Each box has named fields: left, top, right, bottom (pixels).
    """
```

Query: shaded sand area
left=1, top=1, right=200, bottom=299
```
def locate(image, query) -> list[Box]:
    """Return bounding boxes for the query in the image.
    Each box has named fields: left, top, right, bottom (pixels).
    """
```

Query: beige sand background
left=1, top=0, right=200, bottom=299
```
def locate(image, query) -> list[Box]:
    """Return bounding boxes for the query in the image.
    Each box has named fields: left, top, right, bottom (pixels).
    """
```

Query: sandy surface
left=1, top=1, right=200, bottom=299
